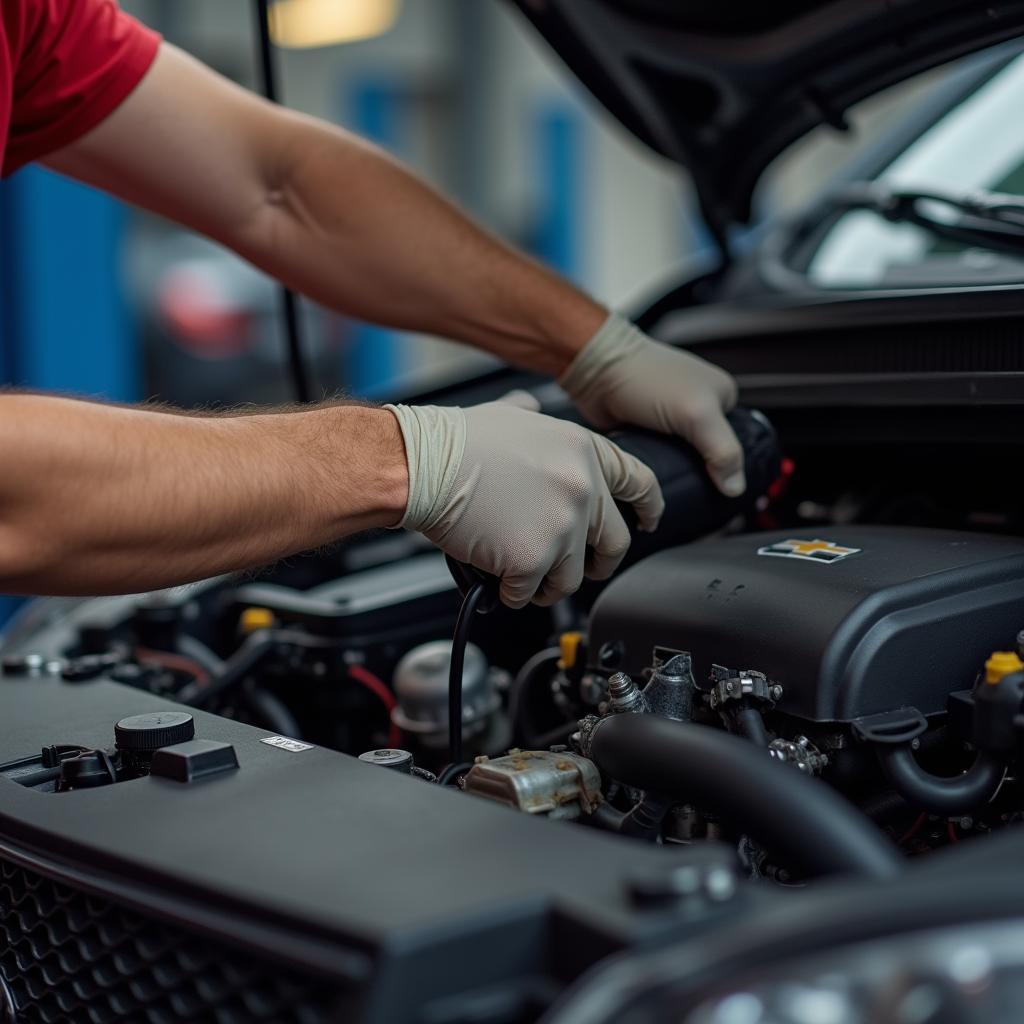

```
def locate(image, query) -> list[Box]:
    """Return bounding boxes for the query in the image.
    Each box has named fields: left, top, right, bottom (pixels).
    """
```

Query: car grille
left=0, top=854, right=341, bottom=1024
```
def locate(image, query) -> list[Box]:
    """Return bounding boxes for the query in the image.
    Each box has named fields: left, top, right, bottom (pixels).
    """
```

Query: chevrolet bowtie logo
left=757, top=538, right=861, bottom=564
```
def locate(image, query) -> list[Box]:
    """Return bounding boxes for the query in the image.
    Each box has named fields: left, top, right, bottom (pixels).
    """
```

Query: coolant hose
left=734, top=706, right=769, bottom=747
left=878, top=745, right=1005, bottom=816
left=587, top=713, right=902, bottom=880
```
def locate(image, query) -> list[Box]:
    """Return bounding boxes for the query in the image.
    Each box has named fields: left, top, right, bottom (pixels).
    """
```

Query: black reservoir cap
left=115, top=711, right=195, bottom=752
left=59, top=749, right=120, bottom=790
left=150, top=739, right=239, bottom=783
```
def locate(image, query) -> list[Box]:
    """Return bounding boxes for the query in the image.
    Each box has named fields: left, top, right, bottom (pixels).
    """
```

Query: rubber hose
left=619, top=793, right=673, bottom=841
left=582, top=795, right=671, bottom=840
left=177, top=635, right=226, bottom=675
left=858, top=790, right=912, bottom=824
left=177, top=631, right=275, bottom=706
left=437, top=761, right=473, bottom=788
left=246, top=686, right=302, bottom=739
left=507, top=647, right=561, bottom=746
left=877, top=745, right=1005, bottom=816
left=588, top=713, right=902, bottom=880
left=734, top=706, right=769, bottom=747
left=448, top=583, right=485, bottom=766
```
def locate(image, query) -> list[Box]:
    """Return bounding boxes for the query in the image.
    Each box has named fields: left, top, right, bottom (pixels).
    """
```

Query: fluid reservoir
left=391, top=640, right=497, bottom=748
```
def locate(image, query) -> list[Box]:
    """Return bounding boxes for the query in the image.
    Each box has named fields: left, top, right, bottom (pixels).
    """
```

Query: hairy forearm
left=0, top=395, right=407, bottom=596
left=46, top=44, right=606, bottom=376
left=240, top=113, right=607, bottom=376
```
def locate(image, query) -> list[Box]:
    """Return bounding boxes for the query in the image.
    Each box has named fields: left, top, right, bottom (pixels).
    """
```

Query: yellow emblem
left=757, top=538, right=861, bottom=564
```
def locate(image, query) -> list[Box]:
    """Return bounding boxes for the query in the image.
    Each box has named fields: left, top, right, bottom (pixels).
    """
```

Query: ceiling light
left=269, top=0, right=400, bottom=49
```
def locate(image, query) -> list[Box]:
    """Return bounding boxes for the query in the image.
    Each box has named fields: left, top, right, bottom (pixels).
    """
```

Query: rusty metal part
left=464, top=749, right=602, bottom=819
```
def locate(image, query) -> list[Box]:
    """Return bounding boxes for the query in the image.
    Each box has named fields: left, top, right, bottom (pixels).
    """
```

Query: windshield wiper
left=828, top=181, right=1024, bottom=256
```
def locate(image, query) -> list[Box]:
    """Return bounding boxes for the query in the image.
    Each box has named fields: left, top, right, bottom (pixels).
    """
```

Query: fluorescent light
left=269, top=0, right=400, bottom=49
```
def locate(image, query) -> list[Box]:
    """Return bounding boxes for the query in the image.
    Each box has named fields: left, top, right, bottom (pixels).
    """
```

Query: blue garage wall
left=343, top=78, right=404, bottom=396
left=532, top=101, right=586, bottom=282
left=0, top=166, right=138, bottom=625
left=0, top=167, right=139, bottom=398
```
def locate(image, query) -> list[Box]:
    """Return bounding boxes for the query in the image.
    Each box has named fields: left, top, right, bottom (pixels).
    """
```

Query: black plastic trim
left=0, top=833, right=370, bottom=984
left=510, top=1, right=1024, bottom=228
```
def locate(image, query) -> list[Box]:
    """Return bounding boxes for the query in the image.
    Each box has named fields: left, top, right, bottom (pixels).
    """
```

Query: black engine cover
left=0, top=676, right=737, bottom=1024
left=588, top=526, right=1024, bottom=723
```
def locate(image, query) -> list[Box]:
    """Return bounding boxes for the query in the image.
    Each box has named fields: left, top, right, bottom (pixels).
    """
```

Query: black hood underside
left=511, top=1, right=1024, bottom=238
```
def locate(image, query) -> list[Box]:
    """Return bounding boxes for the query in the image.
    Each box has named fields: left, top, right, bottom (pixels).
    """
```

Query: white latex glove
left=559, top=313, right=746, bottom=497
left=385, top=396, right=664, bottom=609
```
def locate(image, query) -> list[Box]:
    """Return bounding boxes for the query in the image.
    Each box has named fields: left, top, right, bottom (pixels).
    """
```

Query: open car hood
left=510, top=1, right=1024, bottom=243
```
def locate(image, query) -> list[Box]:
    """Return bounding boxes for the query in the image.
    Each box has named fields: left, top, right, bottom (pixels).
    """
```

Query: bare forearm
left=0, top=396, right=407, bottom=596
left=46, top=44, right=606, bottom=376
left=238, top=114, right=607, bottom=376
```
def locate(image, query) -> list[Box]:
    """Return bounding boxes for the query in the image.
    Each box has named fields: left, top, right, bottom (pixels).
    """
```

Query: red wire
left=347, top=664, right=401, bottom=748
left=899, top=811, right=928, bottom=845
left=947, top=821, right=960, bottom=843
left=135, top=647, right=210, bottom=686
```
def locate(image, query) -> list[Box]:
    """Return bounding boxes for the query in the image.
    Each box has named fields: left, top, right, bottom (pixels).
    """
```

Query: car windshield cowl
left=825, top=181, right=1024, bottom=257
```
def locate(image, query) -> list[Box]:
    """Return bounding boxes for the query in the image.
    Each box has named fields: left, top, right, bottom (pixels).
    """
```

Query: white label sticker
left=261, top=736, right=315, bottom=753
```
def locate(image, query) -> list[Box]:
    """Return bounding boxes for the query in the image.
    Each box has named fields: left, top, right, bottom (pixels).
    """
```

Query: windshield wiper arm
left=828, top=181, right=1024, bottom=256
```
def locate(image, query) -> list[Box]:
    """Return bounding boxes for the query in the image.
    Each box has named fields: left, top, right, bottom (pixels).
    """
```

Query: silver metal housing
left=464, top=749, right=602, bottom=820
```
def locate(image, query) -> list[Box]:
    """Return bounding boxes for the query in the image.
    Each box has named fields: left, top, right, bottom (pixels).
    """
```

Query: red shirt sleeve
left=3, top=0, right=161, bottom=176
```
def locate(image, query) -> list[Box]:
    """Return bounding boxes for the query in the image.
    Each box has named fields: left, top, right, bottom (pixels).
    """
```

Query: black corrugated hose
left=588, top=713, right=903, bottom=880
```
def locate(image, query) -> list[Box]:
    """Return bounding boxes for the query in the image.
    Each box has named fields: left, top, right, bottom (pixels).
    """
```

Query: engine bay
left=7, top=512, right=1024, bottom=874
left=5, top=406, right=1024, bottom=1021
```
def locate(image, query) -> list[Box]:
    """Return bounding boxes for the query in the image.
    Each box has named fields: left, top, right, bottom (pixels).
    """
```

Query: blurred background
left=0, top=0, right=939, bottom=412
left=0, top=0, right=711, bottom=411
left=0, top=0, right=957, bottom=621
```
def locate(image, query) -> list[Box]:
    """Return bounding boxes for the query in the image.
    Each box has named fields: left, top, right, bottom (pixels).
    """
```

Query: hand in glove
left=385, top=396, right=664, bottom=609
left=559, top=312, right=746, bottom=497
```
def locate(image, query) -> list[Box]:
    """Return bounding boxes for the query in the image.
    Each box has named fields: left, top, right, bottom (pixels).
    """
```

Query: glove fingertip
left=500, top=579, right=536, bottom=610
left=496, top=389, right=541, bottom=412
left=715, top=471, right=747, bottom=498
left=638, top=510, right=664, bottom=534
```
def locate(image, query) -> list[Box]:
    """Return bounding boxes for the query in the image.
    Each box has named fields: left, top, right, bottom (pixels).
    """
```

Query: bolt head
left=627, top=862, right=737, bottom=908
left=597, top=641, right=624, bottom=669
left=704, top=867, right=737, bottom=902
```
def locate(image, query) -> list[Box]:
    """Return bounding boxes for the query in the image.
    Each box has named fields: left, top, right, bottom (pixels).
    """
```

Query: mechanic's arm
left=0, top=395, right=407, bottom=595
left=0, top=393, right=661, bottom=607
left=45, top=44, right=746, bottom=496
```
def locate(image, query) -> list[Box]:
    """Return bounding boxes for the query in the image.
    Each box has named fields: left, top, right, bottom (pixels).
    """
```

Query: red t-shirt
left=0, top=0, right=160, bottom=177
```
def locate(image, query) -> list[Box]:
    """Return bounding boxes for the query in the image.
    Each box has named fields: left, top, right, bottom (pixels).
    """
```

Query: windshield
left=806, top=54, right=1024, bottom=288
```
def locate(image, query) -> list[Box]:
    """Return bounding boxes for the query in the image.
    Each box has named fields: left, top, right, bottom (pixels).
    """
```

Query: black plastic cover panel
left=0, top=677, right=733, bottom=1023
left=588, top=526, right=1024, bottom=722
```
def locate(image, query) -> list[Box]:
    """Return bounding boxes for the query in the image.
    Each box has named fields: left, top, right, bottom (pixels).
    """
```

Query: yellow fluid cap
left=558, top=631, right=584, bottom=670
left=240, top=607, right=275, bottom=634
left=985, top=650, right=1024, bottom=684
